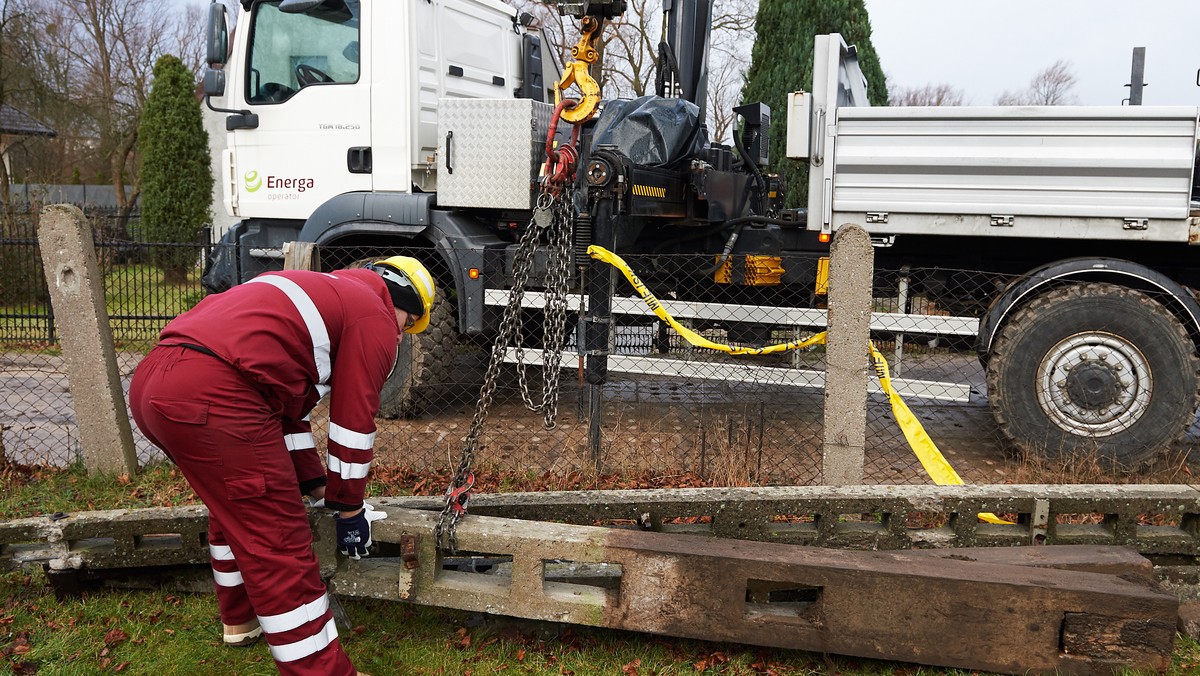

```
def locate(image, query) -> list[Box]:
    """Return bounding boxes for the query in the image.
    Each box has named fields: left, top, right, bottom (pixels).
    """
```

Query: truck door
left=232, top=0, right=371, bottom=220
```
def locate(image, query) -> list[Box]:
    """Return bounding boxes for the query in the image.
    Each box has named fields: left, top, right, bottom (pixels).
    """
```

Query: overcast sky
left=177, top=0, right=1200, bottom=108
left=864, top=0, right=1200, bottom=106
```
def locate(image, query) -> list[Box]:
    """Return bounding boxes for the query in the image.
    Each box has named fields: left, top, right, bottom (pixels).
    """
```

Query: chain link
left=514, top=193, right=573, bottom=427
left=436, top=187, right=576, bottom=552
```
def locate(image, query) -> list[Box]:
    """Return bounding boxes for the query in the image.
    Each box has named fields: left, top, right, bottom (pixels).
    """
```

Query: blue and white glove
left=335, top=503, right=388, bottom=559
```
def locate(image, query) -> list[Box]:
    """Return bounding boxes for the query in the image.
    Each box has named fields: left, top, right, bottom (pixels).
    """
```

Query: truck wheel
left=378, top=287, right=457, bottom=418
left=986, top=282, right=1199, bottom=468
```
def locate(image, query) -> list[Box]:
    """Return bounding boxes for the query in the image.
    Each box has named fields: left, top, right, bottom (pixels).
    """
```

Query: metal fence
left=315, top=244, right=1024, bottom=487
left=4, top=230, right=1198, bottom=485
left=1, top=209, right=209, bottom=466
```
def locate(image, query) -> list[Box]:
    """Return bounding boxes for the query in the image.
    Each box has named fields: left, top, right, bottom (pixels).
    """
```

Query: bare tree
left=707, top=0, right=756, bottom=144
left=602, top=0, right=659, bottom=98
left=0, top=0, right=32, bottom=210
left=889, top=83, right=968, bottom=107
left=706, top=51, right=745, bottom=142
left=175, top=4, right=207, bottom=76
left=996, top=59, right=1079, bottom=106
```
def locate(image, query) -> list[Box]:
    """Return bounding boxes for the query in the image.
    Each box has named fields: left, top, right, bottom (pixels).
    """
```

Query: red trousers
left=130, top=346, right=355, bottom=676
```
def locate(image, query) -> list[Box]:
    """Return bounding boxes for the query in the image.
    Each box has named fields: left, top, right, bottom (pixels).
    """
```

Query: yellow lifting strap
left=587, top=245, right=1010, bottom=525
left=555, top=16, right=603, bottom=124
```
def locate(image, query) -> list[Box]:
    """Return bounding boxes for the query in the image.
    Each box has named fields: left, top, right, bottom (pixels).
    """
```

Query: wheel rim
left=1036, top=332, right=1152, bottom=437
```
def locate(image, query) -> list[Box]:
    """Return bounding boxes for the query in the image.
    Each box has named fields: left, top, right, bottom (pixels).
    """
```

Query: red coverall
left=130, top=269, right=399, bottom=675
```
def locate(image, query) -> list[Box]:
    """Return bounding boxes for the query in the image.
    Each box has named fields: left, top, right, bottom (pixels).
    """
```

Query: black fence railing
left=1, top=209, right=211, bottom=466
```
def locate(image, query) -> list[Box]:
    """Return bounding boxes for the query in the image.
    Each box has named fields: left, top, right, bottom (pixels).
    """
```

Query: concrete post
left=37, top=204, right=138, bottom=475
left=821, top=224, right=873, bottom=485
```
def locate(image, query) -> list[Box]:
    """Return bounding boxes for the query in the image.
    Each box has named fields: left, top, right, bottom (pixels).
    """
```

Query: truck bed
left=827, top=105, right=1200, bottom=242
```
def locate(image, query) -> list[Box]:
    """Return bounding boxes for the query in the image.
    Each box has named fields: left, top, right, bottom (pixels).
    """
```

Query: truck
left=200, top=0, right=1200, bottom=469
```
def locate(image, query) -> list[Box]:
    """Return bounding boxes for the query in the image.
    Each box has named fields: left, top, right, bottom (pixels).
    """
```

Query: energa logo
left=244, top=170, right=263, bottom=193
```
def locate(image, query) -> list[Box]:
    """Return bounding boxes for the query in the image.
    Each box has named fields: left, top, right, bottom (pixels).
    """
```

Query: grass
left=3, top=566, right=1197, bottom=676
left=0, top=463, right=197, bottom=521
left=2, top=463, right=1200, bottom=674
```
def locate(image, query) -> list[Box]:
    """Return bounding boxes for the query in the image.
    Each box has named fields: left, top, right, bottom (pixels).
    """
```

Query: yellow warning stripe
left=632, top=185, right=667, bottom=198
left=587, top=245, right=1010, bottom=525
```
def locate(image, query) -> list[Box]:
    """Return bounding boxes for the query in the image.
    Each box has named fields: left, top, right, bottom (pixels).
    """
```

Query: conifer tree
left=742, top=0, right=887, bottom=208
left=139, top=54, right=212, bottom=283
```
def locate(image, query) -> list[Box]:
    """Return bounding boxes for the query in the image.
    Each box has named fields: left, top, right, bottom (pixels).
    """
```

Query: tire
left=377, top=285, right=458, bottom=418
left=986, top=282, right=1199, bottom=469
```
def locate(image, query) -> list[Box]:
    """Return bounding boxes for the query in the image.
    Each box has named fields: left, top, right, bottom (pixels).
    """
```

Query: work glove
left=335, top=503, right=387, bottom=559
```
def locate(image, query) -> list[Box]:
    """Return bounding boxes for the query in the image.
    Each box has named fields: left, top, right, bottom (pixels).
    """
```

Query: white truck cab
left=209, top=0, right=558, bottom=221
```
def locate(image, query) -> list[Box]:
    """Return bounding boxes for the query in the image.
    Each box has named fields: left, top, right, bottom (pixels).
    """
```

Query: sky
left=863, top=0, right=1200, bottom=106
left=172, top=0, right=1200, bottom=108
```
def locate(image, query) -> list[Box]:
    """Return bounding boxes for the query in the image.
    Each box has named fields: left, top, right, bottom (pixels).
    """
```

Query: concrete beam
left=4, top=485, right=1200, bottom=573
left=337, top=509, right=1177, bottom=675
left=822, top=225, right=873, bottom=485
left=36, top=204, right=137, bottom=474
left=0, top=489, right=1189, bottom=672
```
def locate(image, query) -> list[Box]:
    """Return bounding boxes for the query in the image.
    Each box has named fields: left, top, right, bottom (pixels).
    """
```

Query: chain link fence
left=1, top=208, right=208, bottom=467
left=314, top=244, right=1052, bottom=486
left=5, top=230, right=1198, bottom=484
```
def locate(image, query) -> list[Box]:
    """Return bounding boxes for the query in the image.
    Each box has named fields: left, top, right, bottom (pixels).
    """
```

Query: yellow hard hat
left=369, top=255, right=436, bottom=334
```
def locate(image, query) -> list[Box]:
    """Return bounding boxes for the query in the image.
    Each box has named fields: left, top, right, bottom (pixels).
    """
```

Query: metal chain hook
left=436, top=157, right=578, bottom=552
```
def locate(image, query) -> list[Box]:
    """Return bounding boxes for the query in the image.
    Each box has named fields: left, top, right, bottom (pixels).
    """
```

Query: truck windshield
left=246, top=0, right=361, bottom=104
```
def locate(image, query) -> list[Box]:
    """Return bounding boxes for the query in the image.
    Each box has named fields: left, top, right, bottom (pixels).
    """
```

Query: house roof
left=0, top=104, right=56, bottom=137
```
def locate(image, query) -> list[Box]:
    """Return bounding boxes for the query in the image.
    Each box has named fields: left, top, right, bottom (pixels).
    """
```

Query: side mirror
left=204, top=67, right=226, bottom=97
left=206, top=2, right=229, bottom=67
left=279, top=0, right=324, bottom=13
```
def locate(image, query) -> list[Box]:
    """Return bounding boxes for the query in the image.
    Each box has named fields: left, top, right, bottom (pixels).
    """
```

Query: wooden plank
left=282, top=241, right=317, bottom=270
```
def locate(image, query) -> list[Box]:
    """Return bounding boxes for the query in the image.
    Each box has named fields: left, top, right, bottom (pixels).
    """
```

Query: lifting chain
left=436, top=99, right=581, bottom=552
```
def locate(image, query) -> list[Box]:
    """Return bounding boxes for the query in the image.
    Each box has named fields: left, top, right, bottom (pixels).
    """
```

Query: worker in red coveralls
left=130, top=255, right=436, bottom=676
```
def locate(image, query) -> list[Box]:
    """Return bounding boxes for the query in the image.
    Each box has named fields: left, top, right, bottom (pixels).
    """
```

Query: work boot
left=222, top=619, right=262, bottom=647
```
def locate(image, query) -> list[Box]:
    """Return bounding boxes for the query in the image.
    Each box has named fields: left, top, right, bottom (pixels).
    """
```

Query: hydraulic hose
left=732, top=117, right=768, bottom=204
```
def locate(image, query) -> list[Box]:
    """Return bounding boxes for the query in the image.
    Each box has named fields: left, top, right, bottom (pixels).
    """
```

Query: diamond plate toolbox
left=437, top=98, right=553, bottom=210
